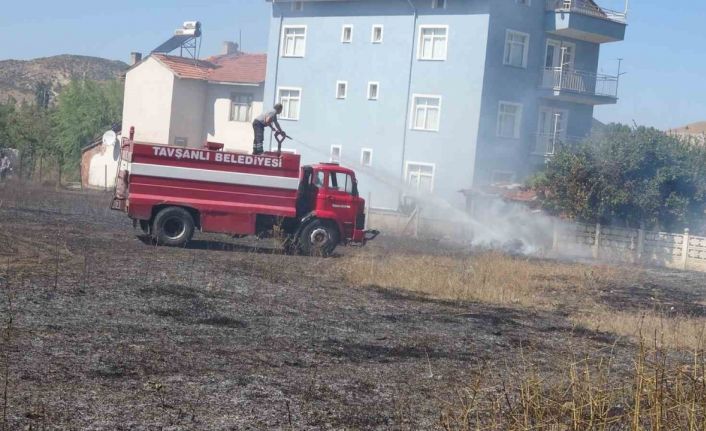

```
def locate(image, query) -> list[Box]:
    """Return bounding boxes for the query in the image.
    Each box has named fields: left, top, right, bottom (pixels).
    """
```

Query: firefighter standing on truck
left=252, top=103, right=285, bottom=155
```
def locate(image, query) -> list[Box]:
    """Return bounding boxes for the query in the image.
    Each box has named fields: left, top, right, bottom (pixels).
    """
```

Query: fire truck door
left=322, top=171, right=357, bottom=238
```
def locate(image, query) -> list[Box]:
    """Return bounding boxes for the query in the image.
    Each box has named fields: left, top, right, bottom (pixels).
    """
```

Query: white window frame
left=371, top=25, right=384, bottom=43
left=432, top=0, right=447, bottom=9
left=544, top=39, right=575, bottom=70
left=291, top=1, right=304, bottom=11
left=367, top=81, right=380, bottom=100
left=229, top=93, right=254, bottom=122
left=496, top=101, right=523, bottom=139
left=281, top=25, right=307, bottom=58
left=361, top=148, right=373, bottom=167
left=503, top=29, right=530, bottom=68
left=404, top=161, right=436, bottom=193
left=277, top=86, right=302, bottom=121
left=341, top=25, right=353, bottom=43
left=336, top=81, right=348, bottom=99
left=411, top=94, right=442, bottom=132
left=417, top=25, right=449, bottom=61
left=330, top=145, right=342, bottom=163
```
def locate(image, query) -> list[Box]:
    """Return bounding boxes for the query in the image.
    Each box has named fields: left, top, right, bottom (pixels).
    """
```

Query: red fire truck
left=111, top=133, right=378, bottom=256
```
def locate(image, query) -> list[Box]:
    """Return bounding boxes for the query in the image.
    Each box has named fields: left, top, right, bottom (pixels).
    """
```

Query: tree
left=532, top=124, right=706, bottom=233
left=0, top=102, right=14, bottom=149
left=5, top=102, right=54, bottom=179
left=52, top=79, right=123, bottom=169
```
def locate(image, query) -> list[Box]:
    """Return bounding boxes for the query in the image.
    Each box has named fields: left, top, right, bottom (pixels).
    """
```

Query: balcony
left=540, top=67, right=619, bottom=105
left=545, top=0, right=627, bottom=43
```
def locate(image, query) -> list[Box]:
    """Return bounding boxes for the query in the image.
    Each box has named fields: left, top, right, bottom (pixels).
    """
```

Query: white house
left=122, top=51, right=267, bottom=152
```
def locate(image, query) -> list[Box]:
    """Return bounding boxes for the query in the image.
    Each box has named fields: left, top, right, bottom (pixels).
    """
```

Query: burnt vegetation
left=1, top=182, right=705, bottom=430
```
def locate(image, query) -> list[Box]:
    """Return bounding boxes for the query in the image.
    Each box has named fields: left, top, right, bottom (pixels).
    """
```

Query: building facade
left=263, top=0, right=627, bottom=210
left=122, top=52, right=267, bottom=153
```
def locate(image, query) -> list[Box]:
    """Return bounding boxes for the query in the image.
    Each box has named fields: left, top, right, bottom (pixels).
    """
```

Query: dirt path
left=0, top=185, right=703, bottom=430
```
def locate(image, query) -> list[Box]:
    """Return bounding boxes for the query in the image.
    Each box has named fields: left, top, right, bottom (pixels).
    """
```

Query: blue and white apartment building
left=263, top=0, right=627, bottom=210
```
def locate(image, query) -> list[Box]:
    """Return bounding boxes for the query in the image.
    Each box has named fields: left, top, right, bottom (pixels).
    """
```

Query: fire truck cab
left=112, top=137, right=378, bottom=256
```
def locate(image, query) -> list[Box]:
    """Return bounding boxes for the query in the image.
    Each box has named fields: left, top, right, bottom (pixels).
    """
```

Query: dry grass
left=439, top=340, right=706, bottom=431
left=574, top=310, right=706, bottom=351
left=340, top=249, right=706, bottom=428
left=340, top=251, right=626, bottom=309
left=340, top=250, right=705, bottom=351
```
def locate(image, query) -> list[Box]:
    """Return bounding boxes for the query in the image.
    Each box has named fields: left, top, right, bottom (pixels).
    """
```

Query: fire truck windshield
left=328, top=172, right=357, bottom=196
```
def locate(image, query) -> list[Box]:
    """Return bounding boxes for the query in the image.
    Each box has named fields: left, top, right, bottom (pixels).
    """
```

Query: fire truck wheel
left=153, top=207, right=195, bottom=247
left=298, top=219, right=338, bottom=257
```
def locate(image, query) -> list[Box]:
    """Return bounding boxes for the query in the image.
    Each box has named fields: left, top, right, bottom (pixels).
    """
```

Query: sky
left=1, top=0, right=705, bottom=130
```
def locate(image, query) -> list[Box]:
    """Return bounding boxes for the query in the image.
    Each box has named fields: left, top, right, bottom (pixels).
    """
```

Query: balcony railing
left=542, top=67, right=619, bottom=99
left=546, top=0, right=628, bottom=24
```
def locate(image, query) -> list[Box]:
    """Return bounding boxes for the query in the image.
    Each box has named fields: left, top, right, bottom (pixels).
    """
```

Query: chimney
left=130, top=52, right=143, bottom=65
left=222, top=41, right=239, bottom=56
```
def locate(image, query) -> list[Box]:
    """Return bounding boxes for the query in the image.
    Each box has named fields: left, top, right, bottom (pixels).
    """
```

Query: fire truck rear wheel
left=153, top=207, right=195, bottom=247
left=298, top=219, right=338, bottom=257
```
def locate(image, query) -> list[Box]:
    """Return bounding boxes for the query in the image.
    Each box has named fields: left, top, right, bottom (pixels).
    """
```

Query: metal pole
left=558, top=46, right=567, bottom=92
left=104, top=165, right=108, bottom=191
left=616, top=58, right=624, bottom=98
left=552, top=113, right=560, bottom=154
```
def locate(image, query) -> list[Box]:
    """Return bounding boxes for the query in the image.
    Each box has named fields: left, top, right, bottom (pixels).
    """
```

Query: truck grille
left=356, top=213, right=366, bottom=229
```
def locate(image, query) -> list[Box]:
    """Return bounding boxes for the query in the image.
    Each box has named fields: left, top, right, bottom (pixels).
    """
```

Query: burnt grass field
left=1, top=183, right=705, bottom=430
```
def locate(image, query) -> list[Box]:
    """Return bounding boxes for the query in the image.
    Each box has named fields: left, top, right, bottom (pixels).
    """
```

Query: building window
left=341, top=25, right=353, bottom=43
left=336, top=81, right=348, bottom=99
left=497, top=101, right=523, bottom=138
left=503, top=30, right=530, bottom=68
left=281, top=26, right=306, bottom=57
left=174, top=137, right=188, bottom=147
left=418, top=26, right=448, bottom=61
left=361, top=148, right=373, bottom=167
left=405, top=162, right=435, bottom=193
left=491, top=171, right=516, bottom=184
left=516, top=0, right=531, bottom=6
left=291, top=1, right=304, bottom=11
left=278, top=87, right=302, bottom=120
left=371, top=25, right=384, bottom=43
left=229, top=93, right=253, bottom=122
left=432, top=0, right=447, bottom=8
left=367, top=82, right=379, bottom=100
left=330, top=145, right=342, bottom=163
left=412, top=95, right=442, bottom=132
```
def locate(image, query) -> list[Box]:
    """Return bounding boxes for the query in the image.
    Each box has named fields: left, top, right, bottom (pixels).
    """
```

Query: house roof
left=152, top=54, right=215, bottom=80
left=150, top=52, right=266, bottom=84
left=208, top=53, right=267, bottom=84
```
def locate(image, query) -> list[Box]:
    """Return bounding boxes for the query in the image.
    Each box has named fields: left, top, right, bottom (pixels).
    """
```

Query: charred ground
left=0, top=184, right=704, bottom=430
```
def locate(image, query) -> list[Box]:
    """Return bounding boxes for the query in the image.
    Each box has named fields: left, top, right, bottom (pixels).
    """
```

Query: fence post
left=637, top=228, right=645, bottom=263
left=552, top=219, right=560, bottom=252
left=682, top=229, right=690, bottom=270
left=593, top=222, right=602, bottom=259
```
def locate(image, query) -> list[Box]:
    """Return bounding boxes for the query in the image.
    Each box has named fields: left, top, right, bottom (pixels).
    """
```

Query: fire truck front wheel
left=152, top=207, right=195, bottom=247
left=298, top=219, right=339, bottom=257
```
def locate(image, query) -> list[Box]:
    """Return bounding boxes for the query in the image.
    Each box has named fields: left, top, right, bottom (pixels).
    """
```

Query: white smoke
left=290, top=136, right=556, bottom=255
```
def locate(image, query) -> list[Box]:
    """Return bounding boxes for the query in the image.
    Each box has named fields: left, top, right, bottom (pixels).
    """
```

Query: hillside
left=0, top=54, right=128, bottom=105
left=668, top=121, right=706, bottom=135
